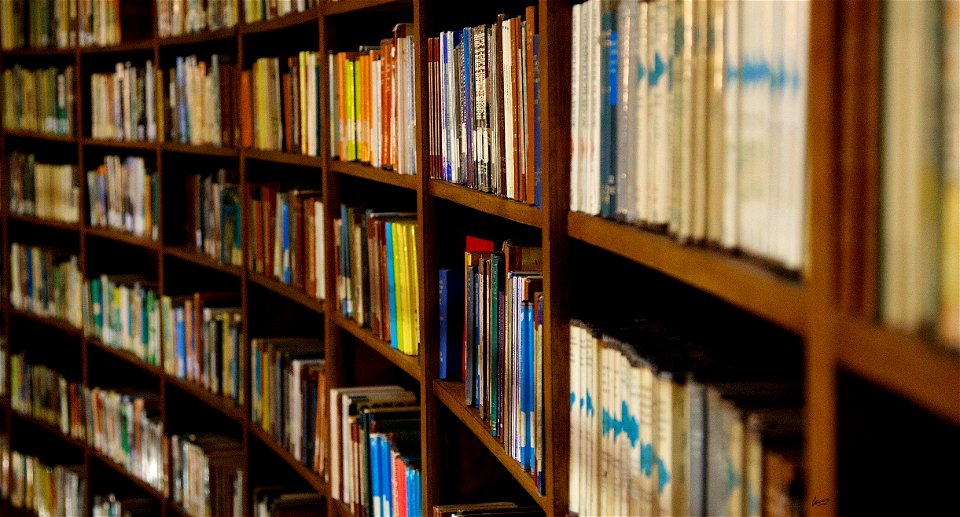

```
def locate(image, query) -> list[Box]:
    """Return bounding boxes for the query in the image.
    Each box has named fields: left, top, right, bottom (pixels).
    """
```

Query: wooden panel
left=330, top=312, right=422, bottom=381
left=249, top=424, right=329, bottom=493
left=329, top=160, right=419, bottom=190
left=430, top=180, right=543, bottom=228
left=165, top=245, right=244, bottom=277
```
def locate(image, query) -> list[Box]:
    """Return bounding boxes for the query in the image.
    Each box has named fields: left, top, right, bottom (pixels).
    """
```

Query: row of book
left=187, top=170, right=243, bottom=267
left=455, top=236, right=545, bottom=491
left=328, top=22, right=416, bottom=174
left=1, top=65, right=74, bottom=136
left=243, top=0, right=317, bottom=24
left=92, top=493, right=158, bottom=516
left=86, top=154, right=159, bottom=241
left=880, top=0, right=959, bottom=351
left=240, top=52, right=323, bottom=155
left=334, top=205, right=420, bottom=355
left=425, top=8, right=542, bottom=207
left=8, top=353, right=168, bottom=494
left=569, top=0, right=809, bottom=273
left=7, top=151, right=80, bottom=224
left=568, top=319, right=801, bottom=517
left=0, top=0, right=126, bottom=48
left=157, top=0, right=239, bottom=38
left=86, top=274, right=163, bottom=367
left=90, top=60, right=159, bottom=142
left=0, top=440, right=85, bottom=516
left=329, top=385, right=422, bottom=517
left=8, top=243, right=85, bottom=328
left=161, top=292, right=244, bottom=405
left=167, top=54, right=240, bottom=148
left=247, top=184, right=325, bottom=299
left=171, top=432, right=244, bottom=517
left=250, top=337, right=326, bottom=474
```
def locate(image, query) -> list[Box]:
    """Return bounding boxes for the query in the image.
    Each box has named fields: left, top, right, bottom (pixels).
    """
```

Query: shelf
left=568, top=212, right=807, bottom=336
left=330, top=160, right=418, bottom=190
left=79, top=40, right=155, bottom=54
left=167, top=500, right=191, bottom=517
left=248, top=271, right=325, bottom=313
left=1, top=129, right=75, bottom=142
left=249, top=424, right=328, bottom=493
left=838, top=316, right=960, bottom=426
left=85, top=226, right=162, bottom=250
left=160, top=141, right=239, bottom=158
left=158, top=27, right=238, bottom=47
left=9, top=308, right=83, bottom=336
left=243, top=147, right=325, bottom=167
left=240, top=6, right=320, bottom=35
left=165, top=375, right=245, bottom=422
left=87, top=337, right=164, bottom=378
left=0, top=46, right=76, bottom=57
left=10, top=410, right=85, bottom=450
left=433, top=380, right=548, bottom=508
left=330, top=312, right=421, bottom=381
left=331, top=499, right=353, bottom=517
left=322, top=0, right=412, bottom=16
left=89, top=448, right=168, bottom=501
left=6, top=213, right=81, bottom=231
left=165, top=245, right=244, bottom=277
left=430, top=180, right=542, bottom=228
left=82, top=137, right=157, bottom=151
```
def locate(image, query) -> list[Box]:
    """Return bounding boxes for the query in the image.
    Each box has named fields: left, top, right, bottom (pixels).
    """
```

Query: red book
left=240, top=70, right=253, bottom=148
left=282, top=72, right=293, bottom=152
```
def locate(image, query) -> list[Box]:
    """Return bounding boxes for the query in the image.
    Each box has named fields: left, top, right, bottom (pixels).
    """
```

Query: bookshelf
left=1, top=1, right=958, bottom=517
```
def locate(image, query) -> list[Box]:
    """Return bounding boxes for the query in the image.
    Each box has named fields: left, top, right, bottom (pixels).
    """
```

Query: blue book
left=176, top=57, right=189, bottom=142
left=175, top=306, right=186, bottom=378
left=522, top=300, right=534, bottom=469
left=385, top=222, right=399, bottom=350
left=282, top=198, right=291, bottom=284
left=599, top=5, right=618, bottom=217
left=438, top=267, right=463, bottom=381
left=381, top=438, right=392, bottom=517
left=438, top=268, right=450, bottom=378
left=339, top=204, right=351, bottom=316
left=369, top=434, right=381, bottom=515
left=461, top=27, right=474, bottom=185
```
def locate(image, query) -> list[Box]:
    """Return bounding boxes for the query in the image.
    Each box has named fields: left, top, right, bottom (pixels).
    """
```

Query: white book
left=571, top=3, right=582, bottom=213
left=589, top=0, right=603, bottom=215
left=584, top=326, right=599, bottom=516
left=722, top=0, right=740, bottom=250
left=650, top=0, right=672, bottom=226
left=727, top=402, right=745, bottom=517
left=569, top=322, right=582, bottom=515
left=657, top=371, right=674, bottom=516
left=637, top=356, right=654, bottom=516
left=768, top=0, right=786, bottom=265
left=673, top=0, right=693, bottom=240
left=691, top=0, right=709, bottom=242
left=503, top=19, right=515, bottom=199
left=617, top=0, right=638, bottom=222
left=634, top=1, right=649, bottom=224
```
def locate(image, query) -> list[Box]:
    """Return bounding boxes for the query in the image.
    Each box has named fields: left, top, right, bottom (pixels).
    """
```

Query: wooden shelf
left=838, top=315, right=960, bottom=426
left=322, top=0, right=412, bottom=16
left=165, top=245, right=244, bottom=277
left=82, top=137, right=157, bottom=151
left=157, top=27, right=238, bottom=47
left=433, top=380, right=548, bottom=508
left=243, top=148, right=325, bottom=167
left=248, top=271, right=325, bottom=313
left=89, top=448, right=168, bottom=501
left=331, top=498, right=354, bottom=517
left=160, top=141, right=239, bottom=158
left=10, top=410, right=85, bottom=450
left=0, top=46, right=76, bottom=57
left=1, top=129, right=75, bottom=142
left=330, top=312, right=421, bottom=381
left=78, top=40, right=155, bottom=54
left=240, top=6, right=320, bottom=34
left=249, top=424, right=328, bottom=493
left=568, top=212, right=807, bottom=336
left=330, top=160, right=418, bottom=190
left=430, top=180, right=543, bottom=228
left=9, top=308, right=83, bottom=336
left=87, top=337, right=164, bottom=378
left=6, top=213, right=80, bottom=231
left=165, top=375, right=245, bottom=423
left=85, top=226, right=161, bottom=250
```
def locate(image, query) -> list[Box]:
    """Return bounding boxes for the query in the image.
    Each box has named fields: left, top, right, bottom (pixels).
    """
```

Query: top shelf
left=567, top=212, right=807, bottom=336
left=322, top=0, right=413, bottom=16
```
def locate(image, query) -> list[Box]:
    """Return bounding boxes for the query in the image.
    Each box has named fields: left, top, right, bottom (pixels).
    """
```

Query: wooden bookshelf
left=1, top=1, right=957, bottom=516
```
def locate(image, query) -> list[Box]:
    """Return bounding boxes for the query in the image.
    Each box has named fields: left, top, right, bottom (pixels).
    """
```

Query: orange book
left=240, top=69, right=253, bottom=148
left=337, top=51, right=347, bottom=159
left=524, top=5, right=537, bottom=205
left=380, top=38, right=394, bottom=168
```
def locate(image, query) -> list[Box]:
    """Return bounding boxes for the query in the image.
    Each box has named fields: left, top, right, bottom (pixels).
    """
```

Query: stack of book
left=8, top=243, right=84, bottom=327
left=0, top=442, right=84, bottom=516
left=163, top=54, right=239, bottom=147
left=85, top=273, right=162, bottom=367
left=156, top=0, right=239, bottom=38
left=185, top=170, right=242, bottom=267
left=7, top=151, right=80, bottom=224
left=86, top=155, right=159, bottom=240
left=243, top=0, right=317, bottom=24
left=171, top=432, right=243, bottom=517
left=0, top=0, right=78, bottom=49
left=90, top=61, right=160, bottom=141
left=1, top=64, right=74, bottom=135
left=92, top=494, right=158, bottom=517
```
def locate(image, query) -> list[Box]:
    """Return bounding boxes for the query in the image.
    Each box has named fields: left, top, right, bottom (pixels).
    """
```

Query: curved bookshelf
left=86, top=337, right=164, bottom=378
left=165, top=245, right=244, bottom=278
left=430, top=180, right=543, bottom=228
left=329, top=160, right=419, bottom=191
left=567, top=211, right=807, bottom=336
left=6, top=213, right=80, bottom=231
left=322, top=0, right=413, bottom=16
left=165, top=374, right=245, bottom=423
left=249, top=424, right=328, bottom=494
left=433, top=380, right=548, bottom=508
left=161, top=141, right=240, bottom=158
left=330, top=312, right=421, bottom=381
left=85, top=226, right=162, bottom=251
left=243, top=148, right=326, bottom=168
left=1, top=129, right=75, bottom=143
left=239, top=6, right=321, bottom=35
left=248, top=271, right=325, bottom=314
left=838, top=315, right=960, bottom=426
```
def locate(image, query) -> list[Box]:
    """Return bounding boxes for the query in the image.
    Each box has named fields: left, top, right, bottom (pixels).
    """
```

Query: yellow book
left=392, top=220, right=407, bottom=353
left=405, top=222, right=420, bottom=355
left=344, top=54, right=358, bottom=161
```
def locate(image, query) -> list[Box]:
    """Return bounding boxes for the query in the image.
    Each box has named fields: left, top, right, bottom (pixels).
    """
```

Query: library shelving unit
left=0, top=1, right=958, bottom=517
